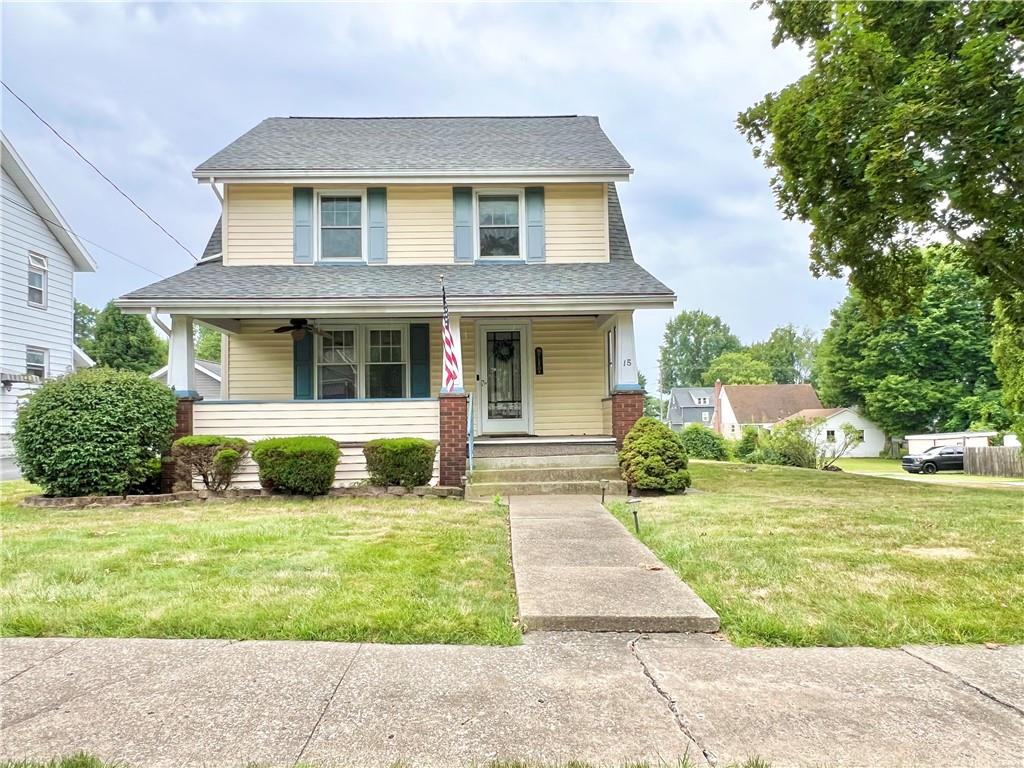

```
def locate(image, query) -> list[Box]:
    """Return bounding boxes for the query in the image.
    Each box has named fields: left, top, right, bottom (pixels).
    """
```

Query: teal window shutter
left=409, top=323, right=430, bottom=398
left=525, top=187, right=545, bottom=263
left=453, top=187, right=473, bottom=263
left=367, top=187, right=387, bottom=264
left=293, top=333, right=314, bottom=399
left=293, top=187, right=314, bottom=264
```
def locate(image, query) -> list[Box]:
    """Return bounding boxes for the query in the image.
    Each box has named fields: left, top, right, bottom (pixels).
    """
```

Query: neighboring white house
left=779, top=407, right=886, bottom=458
left=905, top=431, right=997, bottom=454
left=713, top=382, right=823, bottom=439
left=1, top=133, right=97, bottom=459
left=150, top=360, right=222, bottom=401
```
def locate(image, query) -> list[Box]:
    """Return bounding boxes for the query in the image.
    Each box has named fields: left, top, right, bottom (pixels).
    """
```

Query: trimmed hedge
left=678, top=423, right=730, bottom=461
left=172, top=435, right=248, bottom=491
left=618, top=416, right=691, bottom=493
left=13, top=367, right=177, bottom=497
left=363, top=437, right=436, bottom=489
left=251, top=436, right=339, bottom=496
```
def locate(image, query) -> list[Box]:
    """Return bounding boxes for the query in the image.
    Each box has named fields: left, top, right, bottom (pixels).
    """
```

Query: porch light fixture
left=626, top=496, right=642, bottom=534
left=534, top=347, right=544, bottom=375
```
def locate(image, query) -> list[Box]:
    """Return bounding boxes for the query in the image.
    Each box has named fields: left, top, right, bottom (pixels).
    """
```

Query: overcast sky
left=2, top=1, right=846, bottom=387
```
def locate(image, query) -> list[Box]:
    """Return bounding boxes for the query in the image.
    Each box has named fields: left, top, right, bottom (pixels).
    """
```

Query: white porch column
left=168, top=314, right=197, bottom=397
left=613, top=310, right=641, bottom=391
left=445, top=313, right=465, bottom=393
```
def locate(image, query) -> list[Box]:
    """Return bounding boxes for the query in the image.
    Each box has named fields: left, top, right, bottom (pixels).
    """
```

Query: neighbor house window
left=366, top=328, right=405, bottom=398
left=319, top=195, right=363, bottom=260
left=702, top=412, right=710, bottom=423
left=26, top=347, right=47, bottom=378
left=477, top=193, right=521, bottom=258
left=318, top=329, right=357, bottom=399
left=27, top=253, right=47, bottom=308
left=826, top=429, right=836, bottom=443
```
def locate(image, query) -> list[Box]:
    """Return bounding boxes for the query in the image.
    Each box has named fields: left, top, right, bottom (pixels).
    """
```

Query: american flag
left=441, top=285, right=460, bottom=392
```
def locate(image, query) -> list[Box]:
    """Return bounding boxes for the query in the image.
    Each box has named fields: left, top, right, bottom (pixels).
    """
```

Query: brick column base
left=439, top=392, right=469, bottom=487
left=611, top=390, right=645, bottom=448
left=161, top=395, right=201, bottom=492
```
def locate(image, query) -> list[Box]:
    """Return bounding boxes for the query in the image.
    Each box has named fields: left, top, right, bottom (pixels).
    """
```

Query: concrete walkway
left=509, top=495, right=720, bottom=632
left=2, top=635, right=1021, bottom=767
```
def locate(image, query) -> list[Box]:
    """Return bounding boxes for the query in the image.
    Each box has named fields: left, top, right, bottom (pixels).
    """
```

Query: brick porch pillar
left=438, top=392, right=469, bottom=487
left=162, top=394, right=201, bottom=492
left=611, top=390, right=645, bottom=448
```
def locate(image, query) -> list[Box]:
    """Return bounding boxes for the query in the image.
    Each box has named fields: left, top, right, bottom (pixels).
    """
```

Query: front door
left=479, top=324, right=529, bottom=434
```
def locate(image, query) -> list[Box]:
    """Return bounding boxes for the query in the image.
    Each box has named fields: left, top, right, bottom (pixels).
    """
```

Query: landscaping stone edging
left=21, top=485, right=464, bottom=508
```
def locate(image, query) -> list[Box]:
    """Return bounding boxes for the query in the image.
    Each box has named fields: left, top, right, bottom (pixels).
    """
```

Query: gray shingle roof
left=201, top=218, right=222, bottom=259
left=194, top=116, right=631, bottom=174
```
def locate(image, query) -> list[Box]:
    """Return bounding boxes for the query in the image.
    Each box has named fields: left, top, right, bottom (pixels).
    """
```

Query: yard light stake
left=626, top=496, right=642, bottom=534
left=600, top=478, right=609, bottom=504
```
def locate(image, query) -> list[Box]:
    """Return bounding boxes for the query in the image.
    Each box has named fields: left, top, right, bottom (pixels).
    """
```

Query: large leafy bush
left=13, top=367, right=176, bottom=497
left=363, top=437, right=436, bottom=488
left=618, top=416, right=691, bottom=493
left=752, top=419, right=817, bottom=469
left=734, top=426, right=761, bottom=462
left=172, top=435, right=248, bottom=491
left=678, top=423, right=730, bottom=461
left=251, top=436, right=339, bottom=495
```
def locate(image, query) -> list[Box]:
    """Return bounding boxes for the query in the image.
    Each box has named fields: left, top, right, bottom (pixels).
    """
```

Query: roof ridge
left=281, top=115, right=586, bottom=121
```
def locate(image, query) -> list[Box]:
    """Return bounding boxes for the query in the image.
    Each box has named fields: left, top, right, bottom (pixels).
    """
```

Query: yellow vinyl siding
left=531, top=318, right=606, bottom=435
left=192, top=399, right=439, bottom=488
left=602, top=397, right=613, bottom=434
left=224, top=321, right=293, bottom=399
left=387, top=186, right=454, bottom=263
left=224, top=184, right=293, bottom=265
left=544, top=183, right=608, bottom=263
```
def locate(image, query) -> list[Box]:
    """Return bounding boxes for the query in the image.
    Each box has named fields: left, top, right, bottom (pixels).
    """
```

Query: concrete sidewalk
left=509, top=495, right=720, bottom=632
left=2, top=634, right=1021, bottom=767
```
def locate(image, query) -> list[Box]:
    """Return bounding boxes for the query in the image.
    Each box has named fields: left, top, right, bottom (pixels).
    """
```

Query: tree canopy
left=195, top=326, right=223, bottom=362
left=90, top=302, right=166, bottom=374
left=748, top=324, right=817, bottom=384
left=702, top=351, right=773, bottom=386
left=658, top=310, right=741, bottom=390
left=73, top=301, right=99, bottom=355
left=814, top=249, right=1007, bottom=436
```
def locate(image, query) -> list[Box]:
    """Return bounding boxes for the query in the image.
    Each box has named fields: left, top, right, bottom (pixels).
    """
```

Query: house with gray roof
left=116, top=115, right=674, bottom=492
left=667, top=387, right=716, bottom=431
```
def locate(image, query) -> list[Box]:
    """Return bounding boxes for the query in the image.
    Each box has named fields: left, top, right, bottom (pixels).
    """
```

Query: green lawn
left=609, top=461, right=1024, bottom=648
left=836, top=456, right=1023, bottom=484
left=0, top=481, right=519, bottom=645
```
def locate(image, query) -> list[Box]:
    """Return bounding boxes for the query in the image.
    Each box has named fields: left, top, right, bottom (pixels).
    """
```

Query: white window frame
left=27, top=253, right=47, bottom=309
left=313, top=322, right=412, bottom=400
left=473, top=188, right=526, bottom=261
left=606, top=327, right=617, bottom=395
left=26, top=346, right=47, bottom=378
left=315, top=189, right=368, bottom=263
left=701, top=411, right=711, bottom=423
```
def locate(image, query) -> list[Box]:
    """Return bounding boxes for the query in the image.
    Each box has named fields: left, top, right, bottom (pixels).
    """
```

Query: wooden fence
left=964, top=446, right=1024, bottom=478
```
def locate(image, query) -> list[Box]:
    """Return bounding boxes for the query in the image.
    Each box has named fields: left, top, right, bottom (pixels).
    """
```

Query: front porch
left=163, top=310, right=644, bottom=488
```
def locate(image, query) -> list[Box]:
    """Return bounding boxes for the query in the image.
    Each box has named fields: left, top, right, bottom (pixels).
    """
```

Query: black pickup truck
left=901, top=445, right=964, bottom=474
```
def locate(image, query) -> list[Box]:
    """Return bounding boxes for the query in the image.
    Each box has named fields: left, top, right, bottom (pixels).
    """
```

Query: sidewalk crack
left=2, top=639, right=81, bottom=685
left=902, top=646, right=1023, bottom=717
left=629, top=635, right=717, bottom=767
left=293, top=643, right=363, bottom=765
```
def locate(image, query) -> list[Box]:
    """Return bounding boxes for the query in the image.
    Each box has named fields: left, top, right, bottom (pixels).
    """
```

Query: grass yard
left=0, top=481, right=519, bottom=645
left=609, top=461, right=1024, bottom=648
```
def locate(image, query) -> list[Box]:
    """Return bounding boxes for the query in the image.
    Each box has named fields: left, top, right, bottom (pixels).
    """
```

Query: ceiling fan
left=270, top=319, right=328, bottom=341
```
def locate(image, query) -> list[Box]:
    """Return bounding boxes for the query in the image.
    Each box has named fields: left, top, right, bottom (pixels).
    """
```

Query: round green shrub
left=171, top=435, right=248, bottom=491
left=363, top=437, right=436, bottom=488
left=678, top=423, right=730, bottom=461
left=618, top=416, right=692, bottom=493
left=735, top=425, right=761, bottom=462
left=251, top=436, right=339, bottom=496
left=13, top=367, right=177, bottom=497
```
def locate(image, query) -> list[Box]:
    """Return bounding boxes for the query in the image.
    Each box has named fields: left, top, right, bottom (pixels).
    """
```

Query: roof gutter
left=193, top=168, right=633, bottom=185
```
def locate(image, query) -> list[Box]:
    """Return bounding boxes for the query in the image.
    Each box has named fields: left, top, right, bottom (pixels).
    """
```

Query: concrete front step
left=466, top=479, right=627, bottom=499
left=473, top=453, right=620, bottom=470
left=470, top=466, right=622, bottom=484
left=473, top=439, right=617, bottom=458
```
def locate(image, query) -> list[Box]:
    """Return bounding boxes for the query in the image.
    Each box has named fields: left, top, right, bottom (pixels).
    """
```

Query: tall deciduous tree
left=702, top=351, right=773, bottom=386
left=814, top=249, right=1005, bottom=437
left=740, top=0, right=1024, bottom=435
left=195, top=326, right=222, bottom=362
left=91, top=302, right=165, bottom=374
left=748, top=324, right=817, bottom=384
left=658, top=310, right=741, bottom=390
left=73, top=301, right=99, bottom=354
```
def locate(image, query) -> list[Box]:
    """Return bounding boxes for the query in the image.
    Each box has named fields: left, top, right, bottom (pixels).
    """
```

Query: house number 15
left=622, top=358, right=632, bottom=366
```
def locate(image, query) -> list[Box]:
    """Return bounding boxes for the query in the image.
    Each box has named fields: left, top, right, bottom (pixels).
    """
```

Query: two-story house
left=115, top=116, right=675, bottom=491
left=1, top=134, right=96, bottom=461
left=667, top=387, right=715, bottom=430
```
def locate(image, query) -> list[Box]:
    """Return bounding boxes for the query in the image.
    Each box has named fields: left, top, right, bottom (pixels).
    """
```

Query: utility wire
left=2, top=81, right=198, bottom=262
left=1, top=193, right=167, bottom=279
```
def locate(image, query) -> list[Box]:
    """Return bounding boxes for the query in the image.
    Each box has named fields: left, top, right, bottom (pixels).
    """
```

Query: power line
left=1, top=192, right=167, bottom=279
left=2, top=80, right=198, bottom=262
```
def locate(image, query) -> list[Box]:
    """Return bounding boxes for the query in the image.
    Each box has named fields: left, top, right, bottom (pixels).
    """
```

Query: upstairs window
left=319, top=195, right=363, bottom=261
left=26, top=347, right=47, bottom=378
left=27, top=253, right=47, bottom=308
left=477, top=193, right=521, bottom=258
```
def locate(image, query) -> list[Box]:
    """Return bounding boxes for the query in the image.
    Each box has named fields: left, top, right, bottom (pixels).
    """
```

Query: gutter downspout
left=149, top=307, right=171, bottom=337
